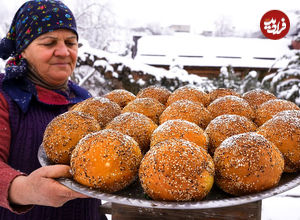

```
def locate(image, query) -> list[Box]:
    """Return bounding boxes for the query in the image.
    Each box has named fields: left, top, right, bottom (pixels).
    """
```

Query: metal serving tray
left=38, top=144, right=300, bottom=210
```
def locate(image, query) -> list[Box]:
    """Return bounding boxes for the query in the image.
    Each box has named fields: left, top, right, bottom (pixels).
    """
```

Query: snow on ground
left=262, top=186, right=300, bottom=220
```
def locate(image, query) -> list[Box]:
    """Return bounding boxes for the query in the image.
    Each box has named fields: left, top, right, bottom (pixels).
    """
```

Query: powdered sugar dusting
left=139, top=138, right=214, bottom=201
left=71, top=129, right=142, bottom=192
left=255, top=99, right=300, bottom=126
left=242, top=89, right=277, bottom=110
left=43, top=111, right=100, bottom=164
left=136, top=85, right=171, bottom=105
left=103, top=89, right=136, bottom=108
left=214, top=132, right=284, bottom=195
left=209, top=88, right=241, bottom=103
left=122, top=97, right=165, bottom=124
left=273, top=110, right=300, bottom=119
left=105, top=112, right=157, bottom=153
left=150, top=119, right=208, bottom=150
left=257, top=115, right=300, bottom=172
left=71, top=96, right=122, bottom=128
left=207, top=95, right=255, bottom=120
left=219, top=132, right=267, bottom=150
left=167, top=85, right=210, bottom=107
left=205, top=114, right=257, bottom=155
left=160, top=99, right=211, bottom=129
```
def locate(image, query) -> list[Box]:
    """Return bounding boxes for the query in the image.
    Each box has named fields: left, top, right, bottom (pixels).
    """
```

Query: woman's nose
left=54, top=42, right=70, bottom=57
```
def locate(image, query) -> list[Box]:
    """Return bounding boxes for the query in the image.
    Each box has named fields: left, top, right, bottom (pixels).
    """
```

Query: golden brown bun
left=254, top=99, right=300, bottom=126
left=242, top=89, right=277, bottom=111
left=43, top=111, right=101, bottom=164
left=105, top=112, right=158, bottom=154
left=150, top=119, right=209, bottom=151
left=214, top=132, right=284, bottom=196
left=257, top=115, right=300, bottom=172
left=122, top=98, right=165, bottom=124
left=136, top=85, right=171, bottom=105
left=209, top=88, right=240, bottom=104
left=71, top=129, right=142, bottom=192
left=166, top=85, right=210, bottom=107
left=205, top=114, right=257, bottom=155
left=70, top=97, right=121, bottom=128
left=160, top=100, right=211, bottom=129
left=139, top=138, right=214, bottom=201
left=207, top=95, right=255, bottom=121
left=273, top=110, right=300, bottom=120
left=103, top=89, right=136, bottom=108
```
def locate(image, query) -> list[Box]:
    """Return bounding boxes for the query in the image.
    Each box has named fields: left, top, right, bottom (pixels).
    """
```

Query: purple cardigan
left=0, top=74, right=106, bottom=220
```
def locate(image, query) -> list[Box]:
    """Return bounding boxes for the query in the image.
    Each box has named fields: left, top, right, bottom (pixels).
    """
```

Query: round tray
left=38, top=144, right=300, bottom=210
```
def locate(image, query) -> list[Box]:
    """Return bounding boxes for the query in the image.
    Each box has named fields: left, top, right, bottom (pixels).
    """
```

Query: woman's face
left=21, top=29, right=78, bottom=86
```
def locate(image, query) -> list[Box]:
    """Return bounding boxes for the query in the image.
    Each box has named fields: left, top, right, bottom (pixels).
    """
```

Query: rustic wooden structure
left=133, top=35, right=291, bottom=78
left=99, top=201, right=262, bottom=220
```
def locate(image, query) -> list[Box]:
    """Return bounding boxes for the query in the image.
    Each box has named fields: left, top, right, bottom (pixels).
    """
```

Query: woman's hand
left=8, top=165, right=88, bottom=207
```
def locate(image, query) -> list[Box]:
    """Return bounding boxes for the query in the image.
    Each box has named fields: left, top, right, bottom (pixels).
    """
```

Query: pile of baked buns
left=42, top=85, right=300, bottom=201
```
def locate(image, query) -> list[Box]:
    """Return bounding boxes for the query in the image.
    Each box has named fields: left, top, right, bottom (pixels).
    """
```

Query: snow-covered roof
left=134, top=35, right=291, bottom=69
left=77, top=39, right=216, bottom=91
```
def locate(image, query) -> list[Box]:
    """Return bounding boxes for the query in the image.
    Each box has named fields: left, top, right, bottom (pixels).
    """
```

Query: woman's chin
left=51, top=72, right=71, bottom=81
left=47, top=76, right=69, bottom=86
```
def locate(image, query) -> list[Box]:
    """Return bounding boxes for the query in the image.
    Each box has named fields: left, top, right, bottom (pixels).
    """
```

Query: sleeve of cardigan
left=0, top=93, right=32, bottom=213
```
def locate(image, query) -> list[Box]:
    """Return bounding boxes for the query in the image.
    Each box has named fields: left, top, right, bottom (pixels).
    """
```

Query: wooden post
left=99, top=201, right=262, bottom=220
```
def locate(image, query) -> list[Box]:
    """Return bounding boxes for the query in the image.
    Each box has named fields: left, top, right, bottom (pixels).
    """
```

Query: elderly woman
left=0, top=1, right=106, bottom=219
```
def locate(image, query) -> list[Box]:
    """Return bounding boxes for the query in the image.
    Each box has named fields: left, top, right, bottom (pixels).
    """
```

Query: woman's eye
left=43, top=42, right=55, bottom=46
left=66, top=42, right=77, bottom=46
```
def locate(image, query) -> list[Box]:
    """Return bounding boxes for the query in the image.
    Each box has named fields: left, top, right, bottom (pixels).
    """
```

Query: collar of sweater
left=2, top=76, right=91, bottom=113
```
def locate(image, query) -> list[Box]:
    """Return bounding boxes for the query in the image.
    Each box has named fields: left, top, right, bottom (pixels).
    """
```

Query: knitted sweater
left=0, top=74, right=106, bottom=220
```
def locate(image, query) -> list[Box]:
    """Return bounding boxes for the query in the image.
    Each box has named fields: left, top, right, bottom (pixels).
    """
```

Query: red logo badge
left=260, top=10, right=290, bottom=40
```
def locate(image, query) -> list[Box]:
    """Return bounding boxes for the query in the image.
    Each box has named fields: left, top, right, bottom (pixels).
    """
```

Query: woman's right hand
left=8, top=165, right=88, bottom=207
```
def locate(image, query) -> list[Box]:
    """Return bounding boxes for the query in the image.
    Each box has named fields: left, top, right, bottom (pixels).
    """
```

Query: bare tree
left=214, top=15, right=235, bottom=37
left=71, top=1, right=119, bottom=50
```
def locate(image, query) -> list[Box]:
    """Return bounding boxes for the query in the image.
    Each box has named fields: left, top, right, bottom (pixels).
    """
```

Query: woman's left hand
left=8, top=165, right=89, bottom=207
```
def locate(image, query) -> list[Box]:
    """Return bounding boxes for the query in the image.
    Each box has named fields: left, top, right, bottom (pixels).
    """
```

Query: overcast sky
left=111, top=0, right=297, bottom=27
left=2, top=0, right=299, bottom=34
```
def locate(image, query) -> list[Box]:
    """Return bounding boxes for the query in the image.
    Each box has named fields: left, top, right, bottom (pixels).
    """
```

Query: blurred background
left=1, top=1, right=299, bottom=105
left=1, top=1, right=300, bottom=219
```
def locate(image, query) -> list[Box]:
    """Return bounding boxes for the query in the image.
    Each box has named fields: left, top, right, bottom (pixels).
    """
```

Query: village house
left=132, top=34, right=291, bottom=78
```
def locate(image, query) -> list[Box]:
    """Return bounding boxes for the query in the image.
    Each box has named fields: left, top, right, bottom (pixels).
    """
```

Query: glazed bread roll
left=136, top=85, right=171, bottom=105
left=272, top=109, right=300, bottom=120
left=70, top=97, right=121, bottom=128
left=42, top=111, right=101, bottom=164
left=214, top=132, right=284, bottom=196
left=139, top=138, right=215, bottom=201
left=242, top=89, right=276, bottom=110
left=71, top=129, right=142, bottom=192
left=105, top=112, right=158, bottom=154
left=103, top=89, right=136, bottom=108
left=160, top=100, right=211, bottom=129
left=205, top=114, right=257, bottom=155
left=254, top=99, right=300, bottom=126
left=150, top=119, right=209, bottom=151
left=122, top=98, right=165, bottom=124
left=166, top=85, right=210, bottom=107
left=207, top=95, right=255, bottom=121
left=257, top=114, right=300, bottom=172
left=209, top=88, right=240, bottom=103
